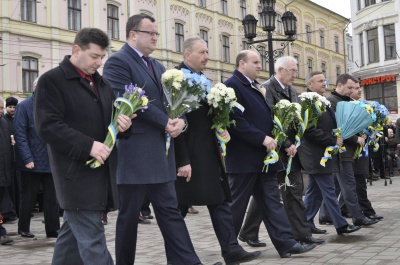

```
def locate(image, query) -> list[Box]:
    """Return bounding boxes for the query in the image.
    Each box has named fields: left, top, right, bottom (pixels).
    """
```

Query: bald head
left=235, top=50, right=261, bottom=81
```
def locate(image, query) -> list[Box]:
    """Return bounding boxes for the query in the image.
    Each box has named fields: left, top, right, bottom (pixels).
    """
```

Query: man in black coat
left=34, top=28, right=133, bottom=265
left=224, top=50, right=316, bottom=258
left=239, top=56, right=324, bottom=246
left=300, top=71, right=361, bottom=235
left=174, top=37, right=260, bottom=265
left=323, top=74, right=378, bottom=227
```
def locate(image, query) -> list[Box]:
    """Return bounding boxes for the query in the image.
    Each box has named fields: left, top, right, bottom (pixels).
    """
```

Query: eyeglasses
left=133, top=30, right=160, bottom=37
left=283, top=68, right=298, bottom=75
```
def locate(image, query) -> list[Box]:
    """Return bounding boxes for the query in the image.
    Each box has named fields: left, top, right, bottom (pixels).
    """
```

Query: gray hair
left=305, top=71, right=324, bottom=85
left=183, top=37, right=207, bottom=55
left=275, top=56, right=297, bottom=72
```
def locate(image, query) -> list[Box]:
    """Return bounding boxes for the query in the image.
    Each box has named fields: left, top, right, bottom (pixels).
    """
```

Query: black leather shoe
left=0, top=235, right=13, bottom=245
left=280, top=243, right=316, bottom=258
left=225, top=250, right=261, bottom=265
left=138, top=216, right=151, bottom=224
left=367, top=214, right=383, bottom=220
left=336, top=224, right=361, bottom=235
left=20, top=231, right=35, bottom=238
left=142, top=215, right=154, bottom=220
left=238, top=236, right=266, bottom=247
left=47, top=231, right=59, bottom=238
left=319, top=217, right=333, bottom=225
left=353, top=217, right=379, bottom=226
left=299, top=236, right=325, bottom=245
left=310, top=227, right=327, bottom=234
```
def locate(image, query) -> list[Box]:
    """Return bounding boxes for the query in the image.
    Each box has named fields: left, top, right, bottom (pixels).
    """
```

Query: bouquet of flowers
left=161, top=68, right=211, bottom=155
left=353, top=100, right=390, bottom=159
left=87, top=84, right=149, bottom=168
left=206, top=83, right=237, bottom=168
left=263, top=99, right=300, bottom=174
left=298, top=92, right=331, bottom=129
left=320, top=101, right=374, bottom=167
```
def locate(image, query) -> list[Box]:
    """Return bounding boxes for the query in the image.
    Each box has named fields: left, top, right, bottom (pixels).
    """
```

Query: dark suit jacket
left=34, top=56, right=118, bottom=211
left=224, top=70, right=283, bottom=173
left=103, top=43, right=176, bottom=185
left=262, top=76, right=301, bottom=171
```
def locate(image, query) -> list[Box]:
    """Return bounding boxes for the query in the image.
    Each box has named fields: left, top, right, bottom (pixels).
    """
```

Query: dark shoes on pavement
left=353, top=217, right=379, bottom=226
left=311, top=227, right=327, bottom=234
left=0, top=235, right=13, bottom=245
left=367, top=214, right=383, bottom=220
left=225, top=249, right=261, bottom=265
left=46, top=231, right=59, bottom=238
left=336, top=224, right=361, bottom=235
left=319, top=217, right=333, bottom=225
left=138, top=216, right=151, bottom=224
left=299, top=236, right=325, bottom=245
left=142, top=215, right=154, bottom=219
left=238, top=236, right=266, bottom=247
left=280, top=242, right=317, bottom=258
left=20, top=231, right=35, bottom=238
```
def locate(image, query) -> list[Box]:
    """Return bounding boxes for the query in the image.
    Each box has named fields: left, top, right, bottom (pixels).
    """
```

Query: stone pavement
left=1, top=177, right=400, bottom=265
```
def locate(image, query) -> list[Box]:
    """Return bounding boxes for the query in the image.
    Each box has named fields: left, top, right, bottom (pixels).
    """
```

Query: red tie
left=142, top=56, right=155, bottom=78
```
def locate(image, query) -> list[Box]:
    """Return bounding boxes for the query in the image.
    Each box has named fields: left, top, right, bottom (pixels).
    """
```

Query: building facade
left=0, top=0, right=348, bottom=101
left=351, top=0, right=400, bottom=120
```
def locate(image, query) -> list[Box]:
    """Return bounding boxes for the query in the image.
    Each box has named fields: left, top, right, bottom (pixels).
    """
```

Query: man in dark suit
left=300, top=71, right=361, bottom=236
left=103, top=14, right=201, bottom=265
left=174, top=37, right=260, bottom=265
left=224, top=50, right=316, bottom=258
left=239, top=56, right=324, bottom=246
left=35, top=28, right=133, bottom=265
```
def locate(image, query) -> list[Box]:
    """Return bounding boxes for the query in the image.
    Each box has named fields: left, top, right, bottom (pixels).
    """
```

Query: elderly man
left=174, top=37, right=260, bottom=265
left=320, top=74, right=379, bottom=227
left=224, top=50, right=316, bottom=258
left=239, top=56, right=324, bottom=246
left=301, top=71, right=362, bottom=235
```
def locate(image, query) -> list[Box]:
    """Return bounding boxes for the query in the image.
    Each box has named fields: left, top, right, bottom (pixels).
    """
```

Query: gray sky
left=309, top=0, right=352, bottom=18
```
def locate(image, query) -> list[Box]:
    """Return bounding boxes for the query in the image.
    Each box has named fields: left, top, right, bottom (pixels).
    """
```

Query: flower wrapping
left=87, top=84, right=149, bottom=168
left=161, top=68, right=211, bottom=155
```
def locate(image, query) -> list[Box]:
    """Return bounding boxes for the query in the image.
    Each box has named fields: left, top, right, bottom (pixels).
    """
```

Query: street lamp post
left=242, top=0, right=297, bottom=77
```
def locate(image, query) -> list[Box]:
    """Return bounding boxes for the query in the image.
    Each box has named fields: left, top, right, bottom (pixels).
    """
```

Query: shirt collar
left=72, top=64, right=92, bottom=81
left=275, top=76, right=286, bottom=89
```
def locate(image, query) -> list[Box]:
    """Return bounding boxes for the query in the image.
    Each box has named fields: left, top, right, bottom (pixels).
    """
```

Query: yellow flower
left=142, top=97, right=149, bottom=106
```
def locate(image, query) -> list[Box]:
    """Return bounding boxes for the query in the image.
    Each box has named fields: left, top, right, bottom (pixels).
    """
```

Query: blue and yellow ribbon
left=216, top=128, right=230, bottom=157
left=263, top=150, right=279, bottom=173
left=314, top=102, right=322, bottom=115
left=165, top=132, right=171, bottom=156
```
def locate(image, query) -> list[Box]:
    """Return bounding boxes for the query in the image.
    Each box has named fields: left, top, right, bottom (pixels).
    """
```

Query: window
left=384, top=24, right=396, bottom=60
left=366, top=82, right=397, bottom=111
left=306, top=25, right=311, bottom=43
left=294, top=55, right=300, bottom=77
left=307, top=59, right=313, bottom=73
left=276, top=14, right=283, bottom=34
left=336, top=66, right=341, bottom=78
left=367, top=28, right=379, bottom=63
left=21, top=0, right=36, bottom=22
left=347, top=44, right=353, bottom=61
left=221, top=0, right=228, bottom=15
left=364, top=0, right=376, bottom=7
left=360, top=33, right=364, bottom=66
left=222, top=35, right=230, bottom=63
left=242, top=40, right=248, bottom=50
left=199, top=0, right=206, bottom=7
left=68, top=0, right=81, bottom=31
left=321, top=62, right=326, bottom=76
left=107, top=5, right=119, bottom=39
left=200, top=29, right=208, bottom=46
left=334, top=35, right=339, bottom=53
left=259, top=46, right=266, bottom=70
left=175, top=23, right=184, bottom=52
left=319, top=29, right=325, bottom=48
left=357, top=0, right=361, bottom=11
left=22, top=57, right=38, bottom=93
left=240, top=0, right=246, bottom=19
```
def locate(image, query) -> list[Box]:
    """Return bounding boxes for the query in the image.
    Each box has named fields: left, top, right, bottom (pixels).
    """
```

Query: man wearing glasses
left=238, top=56, right=325, bottom=247
left=103, top=14, right=201, bottom=265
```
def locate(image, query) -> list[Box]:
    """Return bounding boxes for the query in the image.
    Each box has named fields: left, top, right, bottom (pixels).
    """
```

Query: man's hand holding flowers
left=166, top=118, right=186, bottom=138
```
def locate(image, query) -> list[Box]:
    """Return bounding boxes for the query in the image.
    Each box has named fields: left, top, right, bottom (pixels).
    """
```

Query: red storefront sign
left=361, top=74, right=396, bottom=86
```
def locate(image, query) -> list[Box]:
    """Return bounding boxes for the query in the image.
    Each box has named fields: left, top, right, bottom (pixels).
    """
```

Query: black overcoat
left=34, top=56, right=119, bottom=211
left=0, top=118, right=13, bottom=187
left=174, top=63, right=231, bottom=205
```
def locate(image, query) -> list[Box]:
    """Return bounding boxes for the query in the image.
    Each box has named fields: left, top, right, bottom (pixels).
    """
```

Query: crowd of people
left=0, top=13, right=396, bottom=265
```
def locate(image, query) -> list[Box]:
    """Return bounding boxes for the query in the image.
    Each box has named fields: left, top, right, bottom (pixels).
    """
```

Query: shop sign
left=361, top=74, right=396, bottom=86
